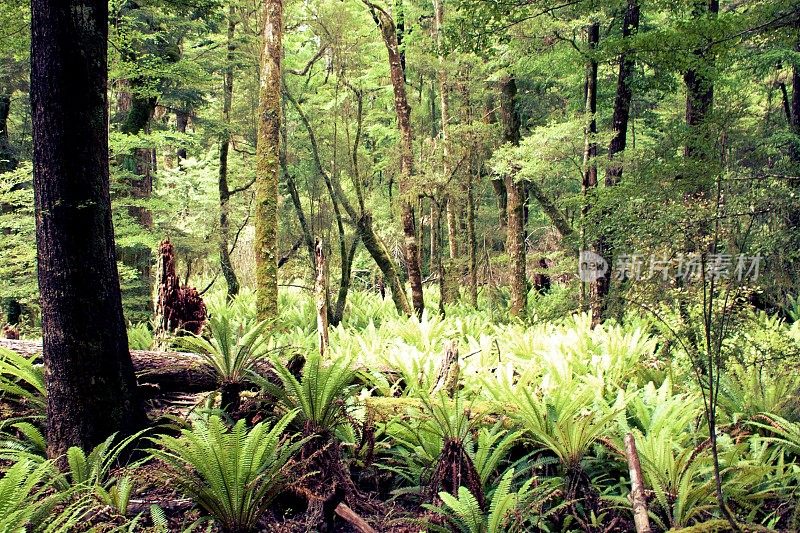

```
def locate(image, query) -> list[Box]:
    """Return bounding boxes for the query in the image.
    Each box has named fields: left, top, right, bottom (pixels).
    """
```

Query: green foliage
left=256, top=349, right=357, bottom=432
left=0, top=347, right=45, bottom=419
left=0, top=164, right=36, bottom=315
left=491, top=379, right=619, bottom=473
left=176, top=312, right=272, bottom=387
left=149, top=412, right=304, bottom=532
left=427, top=468, right=561, bottom=533
left=51, top=431, right=146, bottom=516
left=0, top=459, right=54, bottom=532
left=127, top=322, right=153, bottom=351
left=0, top=458, right=95, bottom=533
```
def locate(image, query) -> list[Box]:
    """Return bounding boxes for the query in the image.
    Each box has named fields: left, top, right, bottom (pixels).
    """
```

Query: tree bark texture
left=153, top=239, right=206, bottom=338
left=372, top=5, right=424, bottom=318
left=624, top=433, right=652, bottom=533
left=593, top=1, right=640, bottom=326
left=315, top=239, right=329, bottom=357
left=219, top=7, right=240, bottom=299
left=581, top=22, right=605, bottom=326
left=499, top=76, right=526, bottom=318
left=30, top=0, right=146, bottom=457
left=466, top=170, right=478, bottom=307
left=255, top=0, right=282, bottom=321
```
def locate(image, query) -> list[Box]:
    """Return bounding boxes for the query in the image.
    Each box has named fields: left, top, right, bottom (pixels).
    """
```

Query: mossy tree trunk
left=499, top=75, right=526, bottom=318
left=255, top=0, right=282, bottom=321
left=30, top=0, right=146, bottom=458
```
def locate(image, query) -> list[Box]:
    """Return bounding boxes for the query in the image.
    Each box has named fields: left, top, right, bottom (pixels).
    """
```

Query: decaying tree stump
left=431, top=340, right=460, bottom=397
left=154, top=239, right=207, bottom=338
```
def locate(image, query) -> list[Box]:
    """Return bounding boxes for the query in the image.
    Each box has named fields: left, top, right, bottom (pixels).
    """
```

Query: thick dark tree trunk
left=219, top=8, right=240, bottom=299
left=592, top=1, right=639, bottom=326
left=499, top=76, right=526, bottom=318
left=31, top=0, right=146, bottom=458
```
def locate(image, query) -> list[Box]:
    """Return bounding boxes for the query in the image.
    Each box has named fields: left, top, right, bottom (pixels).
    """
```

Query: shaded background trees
left=2, top=0, right=800, bottom=332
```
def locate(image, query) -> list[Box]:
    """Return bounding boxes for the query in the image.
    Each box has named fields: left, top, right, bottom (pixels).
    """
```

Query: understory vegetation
left=2, top=288, right=800, bottom=531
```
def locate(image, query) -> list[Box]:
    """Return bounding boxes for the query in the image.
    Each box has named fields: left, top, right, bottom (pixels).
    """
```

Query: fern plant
left=0, top=459, right=54, bottom=532
left=47, top=430, right=146, bottom=516
left=495, top=381, right=619, bottom=475
left=717, top=364, right=800, bottom=423
left=127, top=322, right=153, bottom=350
left=176, top=314, right=273, bottom=410
left=256, top=350, right=357, bottom=433
left=149, top=412, right=303, bottom=533
left=0, top=347, right=46, bottom=419
left=0, top=458, right=92, bottom=533
left=426, top=467, right=561, bottom=533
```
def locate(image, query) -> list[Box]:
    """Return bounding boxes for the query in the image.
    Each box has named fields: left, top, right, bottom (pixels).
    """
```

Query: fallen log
left=0, top=339, right=217, bottom=393
left=334, top=502, right=377, bottom=533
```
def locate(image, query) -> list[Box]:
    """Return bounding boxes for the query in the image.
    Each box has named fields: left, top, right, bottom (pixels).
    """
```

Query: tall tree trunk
left=219, top=7, right=240, bottom=299
left=583, top=22, right=600, bottom=321
left=680, top=0, right=718, bottom=258
left=499, top=75, right=526, bottom=318
left=284, top=86, right=357, bottom=326
left=466, top=165, right=478, bottom=307
left=434, top=0, right=459, bottom=306
left=434, top=0, right=458, bottom=262
left=683, top=0, right=718, bottom=163
left=592, top=0, right=639, bottom=325
left=605, top=1, right=638, bottom=187
left=255, top=0, right=282, bottom=321
left=31, top=0, right=145, bottom=458
left=369, top=4, right=424, bottom=317
left=485, top=94, right=507, bottom=231
left=342, top=82, right=413, bottom=316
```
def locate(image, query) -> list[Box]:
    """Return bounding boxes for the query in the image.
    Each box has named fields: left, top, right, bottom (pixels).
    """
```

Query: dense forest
left=1, top=0, right=800, bottom=530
